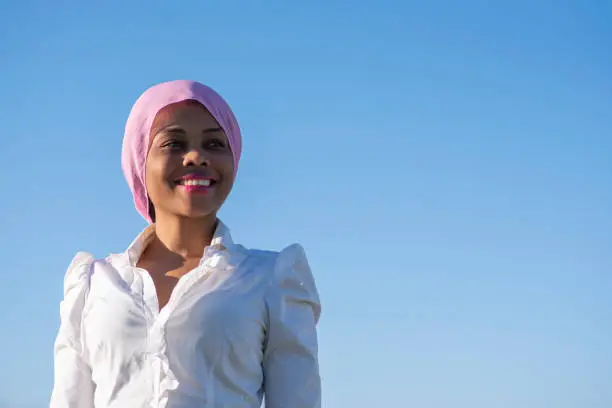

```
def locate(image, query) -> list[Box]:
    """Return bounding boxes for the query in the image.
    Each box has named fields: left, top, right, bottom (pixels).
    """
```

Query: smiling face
left=145, top=100, right=235, bottom=221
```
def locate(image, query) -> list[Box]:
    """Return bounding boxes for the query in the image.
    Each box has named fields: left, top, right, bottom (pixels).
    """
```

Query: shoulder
left=62, top=252, right=118, bottom=295
left=240, top=243, right=311, bottom=279
left=62, top=252, right=95, bottom=295
left=274, top=243, right=310, bottom=273
left=58, top=253, right=98, bottom=336
left=247, top=243, right=320, bottom=319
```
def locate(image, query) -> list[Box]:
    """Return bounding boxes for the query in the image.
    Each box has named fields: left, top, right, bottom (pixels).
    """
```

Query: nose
left=183, top=147, right=210, bottom=167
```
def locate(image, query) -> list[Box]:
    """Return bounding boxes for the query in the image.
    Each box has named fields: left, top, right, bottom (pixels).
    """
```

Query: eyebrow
left=157, top=125, right=223, bottom=135
left=202, top=127, right=223, bottom=134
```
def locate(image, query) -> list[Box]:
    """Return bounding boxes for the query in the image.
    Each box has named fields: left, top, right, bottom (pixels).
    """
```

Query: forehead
left=151, top=100, right=219, bottom=133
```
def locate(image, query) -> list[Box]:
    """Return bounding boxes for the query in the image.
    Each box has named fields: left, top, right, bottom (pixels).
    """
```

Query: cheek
left=218, top=163, right=236, bottom=191
left=145, top=155, right=173, bottom=196
left=216, top=154, right=236, bottom=178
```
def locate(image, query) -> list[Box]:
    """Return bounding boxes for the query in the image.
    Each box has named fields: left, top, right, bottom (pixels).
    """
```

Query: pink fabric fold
left=121, top=80, right=242, bottom=223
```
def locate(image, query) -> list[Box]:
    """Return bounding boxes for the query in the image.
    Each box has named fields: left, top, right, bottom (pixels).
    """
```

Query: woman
left=50, top=80, right=321, bottom=407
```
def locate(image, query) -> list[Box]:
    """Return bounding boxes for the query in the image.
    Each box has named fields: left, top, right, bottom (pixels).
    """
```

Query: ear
left=148, top=198, right=156, bottom=222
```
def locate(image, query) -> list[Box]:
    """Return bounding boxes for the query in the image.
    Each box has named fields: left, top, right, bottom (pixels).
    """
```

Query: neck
left=150, top=212, right=218, bottom=260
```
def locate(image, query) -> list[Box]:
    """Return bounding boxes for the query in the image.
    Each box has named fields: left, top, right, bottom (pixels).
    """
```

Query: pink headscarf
left=121, top=80, right=242, bottom=224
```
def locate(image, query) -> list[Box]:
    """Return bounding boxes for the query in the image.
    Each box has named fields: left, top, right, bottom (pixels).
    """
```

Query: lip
left=174, top=173, right=218, bottom=193
left=176, top=173, right=215, bottom=181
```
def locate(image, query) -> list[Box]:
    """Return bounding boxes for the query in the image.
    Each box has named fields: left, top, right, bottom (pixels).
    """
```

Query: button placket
left=139, top=247, right=227, bottom=407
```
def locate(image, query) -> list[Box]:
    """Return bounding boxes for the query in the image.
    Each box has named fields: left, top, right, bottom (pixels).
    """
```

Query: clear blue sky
left=1, top=1, right=610, bottom=407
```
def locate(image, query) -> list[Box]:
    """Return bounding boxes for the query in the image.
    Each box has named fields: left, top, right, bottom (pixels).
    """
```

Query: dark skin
left=136, top=100, right=235, bottom=310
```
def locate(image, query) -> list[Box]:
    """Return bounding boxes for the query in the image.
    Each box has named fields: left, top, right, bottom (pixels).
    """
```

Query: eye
left=205, top=138, right=227, bottom=149
left=161, top=138, right=185, bottom=150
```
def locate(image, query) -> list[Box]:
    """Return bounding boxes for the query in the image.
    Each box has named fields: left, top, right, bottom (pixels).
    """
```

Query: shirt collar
left=124, top=219, right=234, bottom=267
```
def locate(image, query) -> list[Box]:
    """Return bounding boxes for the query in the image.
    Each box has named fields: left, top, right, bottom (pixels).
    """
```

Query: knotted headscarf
left=121, top=80, right=242, bottom=223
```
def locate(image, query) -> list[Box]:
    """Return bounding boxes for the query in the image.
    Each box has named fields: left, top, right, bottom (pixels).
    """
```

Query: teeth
left=181, top=179, right=211, bottom=186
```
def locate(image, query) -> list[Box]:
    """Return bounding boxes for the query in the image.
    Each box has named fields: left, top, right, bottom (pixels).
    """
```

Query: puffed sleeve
left=263, top=244, right=322, bottom=408
left=50, top=252, right=95, bottom=408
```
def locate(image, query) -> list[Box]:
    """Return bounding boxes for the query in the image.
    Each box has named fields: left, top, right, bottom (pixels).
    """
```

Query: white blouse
left=50, top=221, right=321, bottom=408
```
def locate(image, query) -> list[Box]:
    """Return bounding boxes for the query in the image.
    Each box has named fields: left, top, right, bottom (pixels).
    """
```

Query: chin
left=178, top=210, right=216, bottom=219
left=174, top=196, right=220, bottom=216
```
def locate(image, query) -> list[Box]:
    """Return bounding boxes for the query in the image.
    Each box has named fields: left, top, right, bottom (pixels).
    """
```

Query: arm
left=50, top=252, right=95, bottom=408
left=263, top=244, right=322, bottom=408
